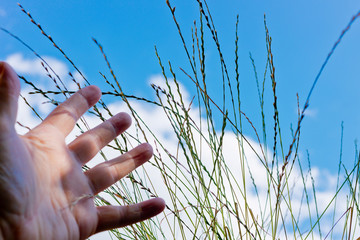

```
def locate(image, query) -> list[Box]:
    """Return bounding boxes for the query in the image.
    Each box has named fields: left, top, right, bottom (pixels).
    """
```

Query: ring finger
left=85, top=143, right=153, bottom=195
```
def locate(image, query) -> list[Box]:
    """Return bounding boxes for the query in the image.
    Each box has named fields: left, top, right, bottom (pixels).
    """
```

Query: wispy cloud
left=0, top=8, right=6, bottom=17
left=296, top=107, right=318, bottom=119
left=304, top=108, right=318, bottom=118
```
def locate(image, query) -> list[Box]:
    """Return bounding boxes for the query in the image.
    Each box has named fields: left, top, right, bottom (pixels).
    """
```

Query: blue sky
left=2, top=1, right=360, bottom=238
left=1, top=0, right=360, bottom=176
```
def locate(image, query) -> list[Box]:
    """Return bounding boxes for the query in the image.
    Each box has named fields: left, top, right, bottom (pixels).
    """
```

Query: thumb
left=0, top=61, right=20, bottom=128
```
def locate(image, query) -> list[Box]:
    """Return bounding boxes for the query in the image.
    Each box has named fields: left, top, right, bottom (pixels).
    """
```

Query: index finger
left=40, top=85, right=101, bottom=136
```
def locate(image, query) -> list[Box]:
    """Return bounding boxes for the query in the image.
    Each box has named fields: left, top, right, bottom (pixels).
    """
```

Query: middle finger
left=69, top=112, right=131, bottom=165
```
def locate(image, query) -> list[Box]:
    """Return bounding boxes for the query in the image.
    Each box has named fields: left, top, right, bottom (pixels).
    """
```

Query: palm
left=0, top=62, right=165, bottom=240
left=10, top=127, right=98, bottom=240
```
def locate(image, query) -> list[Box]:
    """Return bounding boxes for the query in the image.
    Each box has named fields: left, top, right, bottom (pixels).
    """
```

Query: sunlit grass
left=3, top=1, right=360, bottom=239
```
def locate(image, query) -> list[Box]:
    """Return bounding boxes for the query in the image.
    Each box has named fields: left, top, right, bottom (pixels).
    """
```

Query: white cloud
left=15, top=74, right=358, bottom=239
left=6, top=53, right=69, bottom=79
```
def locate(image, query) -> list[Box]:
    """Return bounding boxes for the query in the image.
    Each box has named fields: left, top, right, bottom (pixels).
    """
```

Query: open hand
left=0, top=62, right=165, bottom=240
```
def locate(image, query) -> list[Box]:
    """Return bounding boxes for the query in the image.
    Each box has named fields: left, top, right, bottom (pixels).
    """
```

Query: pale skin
left=0, top=62, right=165, bottom=240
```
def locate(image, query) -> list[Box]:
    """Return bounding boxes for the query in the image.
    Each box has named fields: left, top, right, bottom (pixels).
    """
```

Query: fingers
left=0, top=62, right=20, bottom=130
left=95, top=198, right=165, bottom=233
left=40, top=85, right=101, bottom=136
left=69, top=112, right=132, bottom=165
left=86, top=143, right=153, bottom=195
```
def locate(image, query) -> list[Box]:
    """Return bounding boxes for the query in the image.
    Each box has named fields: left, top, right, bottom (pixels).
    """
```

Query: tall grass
left=2, top=1, right=360, bottom=239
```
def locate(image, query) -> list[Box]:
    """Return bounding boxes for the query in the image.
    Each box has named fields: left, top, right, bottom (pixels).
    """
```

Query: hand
left=0, top=62, right=165, bottom=240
